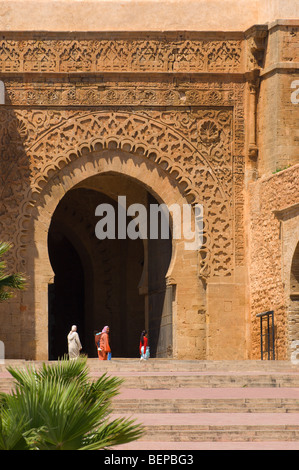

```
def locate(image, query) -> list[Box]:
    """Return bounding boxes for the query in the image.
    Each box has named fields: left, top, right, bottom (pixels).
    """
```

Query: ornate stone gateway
left=0, top=30, right=258, bottom=360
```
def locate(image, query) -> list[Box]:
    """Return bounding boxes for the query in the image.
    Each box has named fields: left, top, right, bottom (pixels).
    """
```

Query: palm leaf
left=1, top=357, right=143, bottom=450
left=81, top=417, right=144, bottom=450
left=0, top=242, right=11, bottom=258
left=0, top=407, right=30, bottom=450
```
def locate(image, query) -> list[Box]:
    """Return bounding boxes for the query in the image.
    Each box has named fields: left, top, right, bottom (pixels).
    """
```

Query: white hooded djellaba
left=67, top=325, right=82, bottom=359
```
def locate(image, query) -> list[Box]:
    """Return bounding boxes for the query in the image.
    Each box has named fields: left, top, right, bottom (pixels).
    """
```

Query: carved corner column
left=248, top=78, right=259, bottom=161
left=245, top=25, right=268, bottom=175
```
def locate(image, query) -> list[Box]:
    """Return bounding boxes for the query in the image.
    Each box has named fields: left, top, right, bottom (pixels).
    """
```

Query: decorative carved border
left=4, top=79, right=237, bottom=107
left=0, top=35, right=244, bottom=74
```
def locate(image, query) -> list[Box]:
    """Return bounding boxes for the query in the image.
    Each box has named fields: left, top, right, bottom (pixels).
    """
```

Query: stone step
left=2, top=359, right=299, bottom=391
left=110, top=412, right=299, bottom=443
left=113, top=440, right=299, bottom=450
left=1, top=358, right=299, bottom=373
left=113, top=397, right=299, bottom=413
left=86, top=358, right=299, bottom=373
left=113, top=387, right=299, bottom=413
left=141, top=424, right=299, bottom=443
left=3, top=372, right=299, bottom=390
left=88, top=359, right=299, bottom=388
left=2, top=358, right=295, bottom=373
left=93, top=371, right=299, bottom=388
left=143, top=426, right=299, bottom=443
left=2, top=373, right=297, bottom=389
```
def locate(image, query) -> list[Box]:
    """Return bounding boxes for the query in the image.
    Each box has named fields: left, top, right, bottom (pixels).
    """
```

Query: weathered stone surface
left=0, top=2, right=298, bottom=362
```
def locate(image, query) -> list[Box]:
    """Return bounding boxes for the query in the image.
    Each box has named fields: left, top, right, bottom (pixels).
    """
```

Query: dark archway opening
left=47, top=174, right=172, bottom=360
left=48, top=233, right=85, bottom=360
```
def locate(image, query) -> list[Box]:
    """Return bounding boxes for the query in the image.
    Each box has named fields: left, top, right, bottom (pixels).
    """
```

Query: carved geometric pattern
left=4, top=79, right=237, bottom=108
left=0, top=35, right=243, bottom=74
left=0, top=32, right=246, bottom=281
left=0, top=107, right=240, bottom=279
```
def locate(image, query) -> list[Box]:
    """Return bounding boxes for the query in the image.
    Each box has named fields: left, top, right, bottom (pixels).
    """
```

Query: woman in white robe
left=67, top=325, right=82, bottom=359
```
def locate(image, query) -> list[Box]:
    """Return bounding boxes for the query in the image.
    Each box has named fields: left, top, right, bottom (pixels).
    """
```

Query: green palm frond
left=0, top=357, right=144, bottom=450
left=0, top=242, right=11, bottom=258
left=39, top=354, right=89, bottom=385
left=0, top=407, right=30, bottom=450
left=81, top=416, right=144, bottom=450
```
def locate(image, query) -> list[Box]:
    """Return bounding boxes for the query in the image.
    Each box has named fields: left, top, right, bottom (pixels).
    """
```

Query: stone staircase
left=90, top=359, right=299, bottom=450
left=2, top=359, right=299, bottom=449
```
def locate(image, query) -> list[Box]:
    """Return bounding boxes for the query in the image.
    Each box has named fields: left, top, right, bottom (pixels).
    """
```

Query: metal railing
left=256, top=310, right=275, bottom=360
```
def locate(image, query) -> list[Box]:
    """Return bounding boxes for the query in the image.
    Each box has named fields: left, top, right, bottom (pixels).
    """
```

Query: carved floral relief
left=0, top=35, right=245, bottom=281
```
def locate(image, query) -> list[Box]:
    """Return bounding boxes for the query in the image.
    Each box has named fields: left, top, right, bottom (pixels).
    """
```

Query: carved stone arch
left=14, top=109, right=233, bottom=279
left=27, top=117, right=208, bottom=199
left=274, top=204, right=299, bottom=360
left=30, top=149, right=197, bottom=280
left=287, top=239, right=299, bottom=361
left=24, top=147, right=205, bottom=360
left=290, top=242, right=299, bottom=302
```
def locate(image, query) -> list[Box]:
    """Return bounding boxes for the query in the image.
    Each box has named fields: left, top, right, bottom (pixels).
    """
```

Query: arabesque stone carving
left=0, top=35, right=243, bottom=74
left=0, top=103, right=244, bottom=279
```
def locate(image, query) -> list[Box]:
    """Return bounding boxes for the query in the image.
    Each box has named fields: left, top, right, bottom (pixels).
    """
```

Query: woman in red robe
left=139, top=330, right=148, bottom=360
left=98, top=326, right=111, bottom=360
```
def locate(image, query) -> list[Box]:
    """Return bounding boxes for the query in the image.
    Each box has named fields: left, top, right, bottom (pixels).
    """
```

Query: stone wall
left=249, top=17, right=299, bottom=360
left=0, top=1, right=298, bottom=361
left=0, top=0, right=297, bottom=32
left=248, top=165, right=299, bottom=359
left=258, top=22, right=299, bottom=176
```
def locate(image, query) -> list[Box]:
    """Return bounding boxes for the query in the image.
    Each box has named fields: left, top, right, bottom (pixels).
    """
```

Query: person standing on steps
left=98, top=326, right=111, bottom=360
left=139, top=330, right=149, bottom=360
left=67, top=325, right=82, bottom=359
